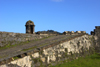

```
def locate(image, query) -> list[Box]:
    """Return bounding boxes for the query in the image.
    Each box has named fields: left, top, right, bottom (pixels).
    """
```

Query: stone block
left=71, top=31, right=74, bottom=34
left=17, top=38, right=22, bottom=42
left=2, top=33, right=6, bottom=37
left=41, top=57, right=45, bottom=62
left=76, top=31, right=81, bottom=34
left=81, top=31, right=86, bottom=33
left=26, top=52, right=31, bottom=55
left=0, top=42, right=3, bottom=47
left=32, top=52, right=39, bottom=58
left=95, top=26, right=100, bottom=29
left=91, top=31, right=95, bottom=35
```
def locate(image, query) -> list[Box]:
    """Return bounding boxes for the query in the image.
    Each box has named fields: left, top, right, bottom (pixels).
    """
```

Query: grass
left=13, top=56, right=19, bottom=60
left=50, top=53, right=100, bottom=67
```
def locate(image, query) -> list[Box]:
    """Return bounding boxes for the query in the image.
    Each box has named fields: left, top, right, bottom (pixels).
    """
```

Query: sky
left=0, top=0, right=100, bottom=34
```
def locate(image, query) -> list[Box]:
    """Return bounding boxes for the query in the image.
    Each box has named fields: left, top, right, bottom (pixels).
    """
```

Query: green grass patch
left=13, top=56, right=19, bottom=60
left=50, top=53, right=100, bottom=67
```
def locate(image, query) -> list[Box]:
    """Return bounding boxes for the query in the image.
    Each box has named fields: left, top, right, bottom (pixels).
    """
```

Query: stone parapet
left=63, top=31, right=86, bottom=35
left=0, top=34, right=94, bottom=67
left=91, top=26, right=100, bottom=53
left=81, top=31, right=86, bottom=33
left=76, top=31, right=81, bottom=34
left=95, top=26, right=100, bottom=29
left=91, top=31, right=95, bottom=35
left=0, top=31, right=49, bottom=47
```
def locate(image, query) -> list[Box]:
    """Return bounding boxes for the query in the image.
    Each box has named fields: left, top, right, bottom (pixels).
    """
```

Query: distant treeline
left=36, top=30, right=62, bottom=35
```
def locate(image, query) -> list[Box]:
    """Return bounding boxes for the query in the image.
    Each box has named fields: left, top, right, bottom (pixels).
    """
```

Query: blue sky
left=0, top=0, right=100, bottom=34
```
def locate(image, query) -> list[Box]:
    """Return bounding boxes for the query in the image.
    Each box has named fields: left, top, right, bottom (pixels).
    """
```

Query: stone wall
left=63, top=31, right=86, bottom=35
left=0, top=35, right=95, bottom=67
left=0, top=32, right=49, bottom=47
left=91, top=26, right=100, bottom=53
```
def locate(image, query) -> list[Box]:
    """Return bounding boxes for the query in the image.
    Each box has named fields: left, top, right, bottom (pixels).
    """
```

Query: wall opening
left=30, top=25, right=33, bottom=34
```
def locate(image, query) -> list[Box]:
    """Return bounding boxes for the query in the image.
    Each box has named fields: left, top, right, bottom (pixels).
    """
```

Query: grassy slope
left=50, top=53, right=100, bottom=67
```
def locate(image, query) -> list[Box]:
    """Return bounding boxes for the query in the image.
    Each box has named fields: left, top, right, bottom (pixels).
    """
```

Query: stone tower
left=25, top=20, right=35, bottom=34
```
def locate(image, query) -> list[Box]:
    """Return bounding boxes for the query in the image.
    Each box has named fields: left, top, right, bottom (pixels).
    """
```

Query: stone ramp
left=0, top=34, right=85, bottom=65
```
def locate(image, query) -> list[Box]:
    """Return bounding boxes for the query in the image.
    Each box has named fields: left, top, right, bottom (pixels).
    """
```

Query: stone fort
left=0, top=20, right=100, bottom=67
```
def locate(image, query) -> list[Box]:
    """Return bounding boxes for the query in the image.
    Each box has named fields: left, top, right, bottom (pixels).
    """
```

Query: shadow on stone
left=8, top=64, right=21, bottom=67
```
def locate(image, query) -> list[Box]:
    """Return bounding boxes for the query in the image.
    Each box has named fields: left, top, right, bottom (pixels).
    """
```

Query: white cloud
left=51, top=0, right=64, bottom=2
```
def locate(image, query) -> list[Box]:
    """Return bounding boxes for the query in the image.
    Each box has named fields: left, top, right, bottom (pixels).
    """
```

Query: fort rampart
left=0, top=34, right=95, bottom=67
left=0, top=32, right=49, bottom=47
left=0, top=26, right=100, bottom=67
left=0, top=31, right=86, bottom=47
left=91, top=26, right=100, bottom=53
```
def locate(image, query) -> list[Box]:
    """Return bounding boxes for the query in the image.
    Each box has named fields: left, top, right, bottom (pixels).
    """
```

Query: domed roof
left=26, top=20, right=34, bottom=25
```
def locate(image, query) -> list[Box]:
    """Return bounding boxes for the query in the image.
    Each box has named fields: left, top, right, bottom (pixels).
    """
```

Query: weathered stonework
left=63, top=31, right=86, bottom=35
left=0, top=32, right=49, bottom=47
left=25, top=20, right=35, bottom=34
left=0, top=35, right=94, bottom=67
left=0, top=25, right=99, bottom=67
left=91, top=26, right=100, bottom=53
